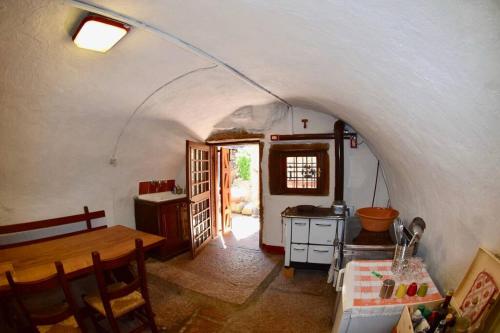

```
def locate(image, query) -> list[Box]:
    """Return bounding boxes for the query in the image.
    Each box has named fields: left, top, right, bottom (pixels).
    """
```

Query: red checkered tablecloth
left=350, top=260, right=443, bottom=307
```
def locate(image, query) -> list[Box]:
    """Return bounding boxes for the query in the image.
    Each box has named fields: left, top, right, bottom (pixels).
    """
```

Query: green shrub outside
left=236, top=155, right=251, bottom=181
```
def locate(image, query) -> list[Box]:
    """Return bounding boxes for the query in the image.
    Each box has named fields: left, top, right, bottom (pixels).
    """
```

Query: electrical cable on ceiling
left=69, top=0, right=292, bottom=109
left=371, top=160, right=380, bottom=207
left=371, top=159, right=392, bottom=208
left=289, top=105, right=295, bottom=135
left=379, top=162, right=392, bottom=207
left=109, top=65, right=218, bottom=166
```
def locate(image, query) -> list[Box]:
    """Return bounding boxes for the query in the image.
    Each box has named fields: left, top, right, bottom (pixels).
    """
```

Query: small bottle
left=418, top=304, right=432, bottom=319
left=414, top=318, right=431, bottom=333
left=427, top=311, right=440, bottom=332
left=437, top=289, right=454, bottom=320
left=445, top=313, right=455, bottom=328
left=433, top=320, right=446, bottom=333
left=411, top=309, right=424, bottom=327
left=441, top=289, right=454, bottom=310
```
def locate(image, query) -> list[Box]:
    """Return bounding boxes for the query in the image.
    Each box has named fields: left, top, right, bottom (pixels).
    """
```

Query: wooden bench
left=0, top=206, right=107, bottom=249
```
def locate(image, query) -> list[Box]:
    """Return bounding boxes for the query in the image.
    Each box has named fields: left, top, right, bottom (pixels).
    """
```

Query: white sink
left=136, top=192, right=186, bottom=203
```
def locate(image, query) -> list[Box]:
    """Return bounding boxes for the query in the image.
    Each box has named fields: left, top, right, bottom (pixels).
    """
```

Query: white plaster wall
left=0, top=1, right=272, bottom=226
left=0, top=0, right=499, bottom=290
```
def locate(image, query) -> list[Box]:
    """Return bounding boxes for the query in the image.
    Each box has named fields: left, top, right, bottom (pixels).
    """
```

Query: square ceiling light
left=73, top=15, right=130, bottom=53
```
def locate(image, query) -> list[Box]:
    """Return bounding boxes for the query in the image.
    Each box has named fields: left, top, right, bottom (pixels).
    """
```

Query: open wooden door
left=220, top=148, right=232, bottom=233
left=186, top=141, right=213, bottom=257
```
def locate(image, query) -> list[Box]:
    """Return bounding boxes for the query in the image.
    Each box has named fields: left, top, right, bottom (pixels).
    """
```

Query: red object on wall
left=160, top=179, right=175, bottom=192
left=138, top=182, right=150, bottom=195
left=138, top=179, right=175, bottom=195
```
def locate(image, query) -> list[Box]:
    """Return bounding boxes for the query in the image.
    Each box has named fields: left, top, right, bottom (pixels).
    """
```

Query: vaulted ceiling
left=1, top=0, right=499, bottom=288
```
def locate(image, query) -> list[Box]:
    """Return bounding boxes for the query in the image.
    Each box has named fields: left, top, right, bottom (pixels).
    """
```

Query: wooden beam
left=269, top=132, right=357, bottom=141
left=270, top=133, right=334, bottom=141
left=269, top=143, right=329, bottom=152
left=206, top=139, right=261, bottom=145
left=206, top=130, right=264, bottom=143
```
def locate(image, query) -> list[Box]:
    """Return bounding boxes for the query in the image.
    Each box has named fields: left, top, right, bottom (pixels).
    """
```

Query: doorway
left=215, top=143, right=262, bottom=250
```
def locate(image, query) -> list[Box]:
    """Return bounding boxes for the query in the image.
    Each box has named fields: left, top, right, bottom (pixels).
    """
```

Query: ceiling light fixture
left=73, top=15, right=130, bottom=53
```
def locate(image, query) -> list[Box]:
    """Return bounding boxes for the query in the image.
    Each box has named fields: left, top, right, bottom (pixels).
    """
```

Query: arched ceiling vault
left=1, top=0, right=499, bottom=288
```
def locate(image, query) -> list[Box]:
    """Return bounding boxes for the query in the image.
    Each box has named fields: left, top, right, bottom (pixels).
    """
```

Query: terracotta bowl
left=356, top=207, right=399, bottom=232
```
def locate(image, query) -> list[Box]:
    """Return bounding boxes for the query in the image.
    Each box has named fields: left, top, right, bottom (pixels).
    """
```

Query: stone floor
left=147, top=214, right=277, bottom=305
left=0, top=216, right=337, bottom=332
left=146, top=215, right=337, bottom=333
left=148, top=264, right=336, bottom=333
left=147, top=243, right=281, bottom=305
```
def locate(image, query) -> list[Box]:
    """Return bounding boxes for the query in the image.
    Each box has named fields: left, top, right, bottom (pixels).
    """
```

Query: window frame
left=268, top=144, right=329, bottom=196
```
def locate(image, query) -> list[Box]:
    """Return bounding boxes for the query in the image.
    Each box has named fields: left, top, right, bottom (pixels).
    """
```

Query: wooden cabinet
left=134, top=196, right=190, bottom=260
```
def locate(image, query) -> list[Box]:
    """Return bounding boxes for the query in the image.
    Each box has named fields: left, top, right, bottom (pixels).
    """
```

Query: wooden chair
left=83, top=238, right=158, bottom=333
left=6, top=261, right=86, bottom=333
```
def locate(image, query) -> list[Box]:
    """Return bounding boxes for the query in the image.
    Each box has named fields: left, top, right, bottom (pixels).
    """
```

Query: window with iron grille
left=286, top=156, right=319, bottom=189
left=269, top=144, right=329, bottom=195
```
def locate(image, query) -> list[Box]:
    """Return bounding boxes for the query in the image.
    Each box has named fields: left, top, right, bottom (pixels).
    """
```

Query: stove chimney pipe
left=334, top=120, right=345, bottom=201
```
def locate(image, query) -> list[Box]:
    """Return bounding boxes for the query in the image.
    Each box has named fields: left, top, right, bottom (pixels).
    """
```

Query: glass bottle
left=441, top=289, right=454, bottom=310
left=437, top=289, right=454, bottom=320
left=433, top=320, right=446, bottom=333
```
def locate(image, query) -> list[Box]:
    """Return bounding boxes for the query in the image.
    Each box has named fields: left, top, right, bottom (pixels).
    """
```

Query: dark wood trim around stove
left=261, top=243, right=285, bottom=255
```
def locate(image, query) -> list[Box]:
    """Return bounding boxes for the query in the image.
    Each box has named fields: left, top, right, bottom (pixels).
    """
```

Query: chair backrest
left=0, top=206, right=107, bottom=249
left=91, top=238, right=151, bottom=317
left=6, top=261, right=85, bottom=331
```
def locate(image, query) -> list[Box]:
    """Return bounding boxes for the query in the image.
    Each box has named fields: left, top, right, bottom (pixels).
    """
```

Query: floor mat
left=146, top=267, right=335, bottom=332
left=147, top=244, right=281, bottom=305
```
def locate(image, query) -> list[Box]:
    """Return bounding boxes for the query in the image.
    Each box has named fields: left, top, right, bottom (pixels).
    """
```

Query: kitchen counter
left=341, top=216, right=399, bottom=274
left=332, top=260, right=443, bottom=333
left=281, top=205, right=341, bottom=219
left=344, top=216, right=396, bottom=248
left=136, top=192, right=187, bottom=203
left=134, top=191, right=190, bottom=260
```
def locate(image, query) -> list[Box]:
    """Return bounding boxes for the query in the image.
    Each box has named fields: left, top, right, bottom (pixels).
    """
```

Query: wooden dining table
left=0, top=225, right=165, bottom=293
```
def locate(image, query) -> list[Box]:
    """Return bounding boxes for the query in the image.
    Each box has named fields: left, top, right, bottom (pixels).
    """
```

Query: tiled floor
left=146, top=215, right=337, bottom=333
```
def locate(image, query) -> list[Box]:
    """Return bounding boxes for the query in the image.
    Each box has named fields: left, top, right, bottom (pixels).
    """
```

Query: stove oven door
left=309, top=219, right=336, bottom=245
